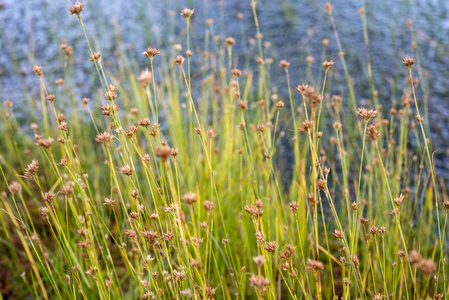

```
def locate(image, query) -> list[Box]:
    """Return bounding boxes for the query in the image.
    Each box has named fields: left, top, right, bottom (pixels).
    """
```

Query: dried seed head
left=238, top=100, right=248, bottom=111
left=324, top=2, right=334, bottom=14
left=105, top=86, right=118, bottom=101
left=55, top=113, right=65, bottom=122
left=3, top=100, right=13, bottom=109
left=316, top=178, right=327, bottom=190
left=155, top=145, right=172, bottom=162
left=369, top=226, right=378, bottom=236
left=173, top=56, right=185, bottom=65
left=352, top=255, right=359, bottom=267
left=101, top=104, right=119, bottom=116
left=295, top=84, right=310, bottom=95
left=25, top=160, right=39, bottom=176
left=306, top=56, right=315, bottom=64
left=203, top=200, right=214, bottom=211
left=142, top=47, right=160, bottom=59
left=43, top=192, right=56, bottom=203
left=289, top=201, right=299, bottom=213
left=279, top=60, right=290, bottom=68
left=225, top=37, right=236, bottom=47
left=407, top=250, right=422, bottom=266
left=32, top=66, right=43, bottom=77
left=180, top=8, right=195, bottom=18
left=126, top=125, right=138, bottom=138
left=276, top=101, right=284, bottom=111
left=280, top=244, right=296, bottom=260
left=244, top=203, right=264, bottom=217
left=256, top=124, right=265, bottom=133
left=182, top=192, right=197, bottom=205
left=205, top=285, right=216, bottom=298
left=69, top=1, right=84, bottom=15
left=55, top=78, right=65, bottom=85
left=59, top=121, right=68, bottom=132
left=206, top=129, right=217, bottom=139
left=37, top=137, right=54, bottom=149
left=103, top=198, right=116, bottom=206
left=46, top=94, right=56, bottom=102
left=137, top=118, right=151, bottom=128
left=264, top=241, right=277, bottom=254
left=333, top=229, right=344, bottom=240
left=89, top=52, right=102, bottom=62
left=299, top=120, right=313, bottom=133
left=418, top=259, right=437, bottom=275
left=137, top=69, right=152, bottom=87
left=149, top=123, right=159, bottom=137
left=41, top=207, right=49, bottom=217
left=253, top=255, right=265, bottom=267
left=390, top=208, right=399, bottom=216
left=249, top=275, right=271, bottom=298
left=119, top=164, right=133, bottom=176
left=357, top=107, right=377, bottom=121
left=131, top=189, right=139, bottom=199
left=306, top=259, right=324, bottom=271
left=95, top=132, right=114, bottom=147
left=367, top=125, right=380, bottom=141
left=307, top=193, right=316, bottom=205
left=9, top=181, right=22, bottom=194
left=62, top=45, right=73, bottom=56
left=402, top=56, right=416, bottom=69
left=174, top=44, right=182, bottom=52
left=232, top=68, right=242, bottom=77
left=128, top=211, right=139, bottom=222
left=394, top=193, right=405, bottom=206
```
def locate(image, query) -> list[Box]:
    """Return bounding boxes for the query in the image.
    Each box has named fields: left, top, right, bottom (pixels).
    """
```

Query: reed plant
left=0, top=1, right=447, bottom=299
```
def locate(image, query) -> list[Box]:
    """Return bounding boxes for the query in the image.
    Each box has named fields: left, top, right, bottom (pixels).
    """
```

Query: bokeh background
left=0, top=0, right=448, bottom=171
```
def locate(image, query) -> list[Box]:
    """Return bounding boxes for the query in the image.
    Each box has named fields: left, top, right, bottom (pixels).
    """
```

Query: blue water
left=0, top=0, right=448, bottom=175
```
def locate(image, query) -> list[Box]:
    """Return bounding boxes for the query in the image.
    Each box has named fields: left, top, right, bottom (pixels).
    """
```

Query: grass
left=0, top=1, right=447, bottom=299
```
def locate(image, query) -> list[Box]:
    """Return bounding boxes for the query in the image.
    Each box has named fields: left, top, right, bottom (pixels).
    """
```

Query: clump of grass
left=0, top=1, right=447, bottom=299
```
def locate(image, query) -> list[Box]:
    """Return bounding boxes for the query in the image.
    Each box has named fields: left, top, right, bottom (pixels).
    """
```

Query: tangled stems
left=351, top=120, right=368, bottom=253
left=374, top=141, right=416, bottom=291
left=408, top=67, right=445, bottom=294
left=305, top=131, right=365, bottom=297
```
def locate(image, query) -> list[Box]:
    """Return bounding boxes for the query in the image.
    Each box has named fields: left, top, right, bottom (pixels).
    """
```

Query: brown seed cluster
left=95, top=132, right=114, bottom=147
left=244, top=200, right=264, bottom=218
left=180, top=8, right=195, bottom=18
left=249, top=275, right=271, bottom=298
left=89, top=52, right=102, bottom=62
left=299, top=120, right=313, bottom=133
left=306, top=259, right=324, bottom=271
left=137, top=69, right=152, bottom=87
left=402, top=56, right=416, bottom=69
left=357, top=107, right=377, bottom=121
left=142, top=47, right=160, bottom=59
left=366, top=125, right=380, bottom=141
left=323, top=60, right=335, bottom=70
left=69, top=1, right=84, bottom=15
left=155, top=145, right=173, bottom=162
left=182, top=192, right=197, bottom=205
